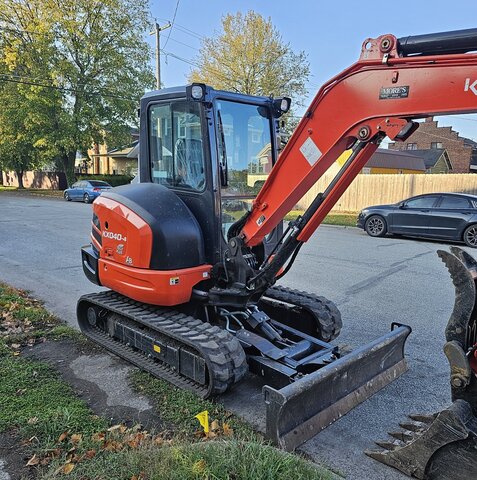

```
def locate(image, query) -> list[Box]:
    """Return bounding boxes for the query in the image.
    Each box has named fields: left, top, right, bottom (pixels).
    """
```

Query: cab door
left=215, top=98, right=282, bottom=256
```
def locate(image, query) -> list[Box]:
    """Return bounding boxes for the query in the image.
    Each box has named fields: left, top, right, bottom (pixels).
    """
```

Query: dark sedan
left=357, top=193, right=477, bottom=247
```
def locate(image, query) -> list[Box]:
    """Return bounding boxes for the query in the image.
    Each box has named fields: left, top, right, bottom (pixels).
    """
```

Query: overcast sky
left=149, top=0, right=477, bottom=143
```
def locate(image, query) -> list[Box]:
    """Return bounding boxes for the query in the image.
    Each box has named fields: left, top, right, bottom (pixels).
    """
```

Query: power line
left=162, top=0, right=181, bottom=50
left=0, top=74, right=139, bottom=101
left=166, top=35, right=199, bottom=51
left=154, top=16, right=204, bottom=40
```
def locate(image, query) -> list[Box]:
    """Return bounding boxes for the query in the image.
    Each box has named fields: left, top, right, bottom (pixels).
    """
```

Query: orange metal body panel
left=93, top=196, right=153, bottom=268
left=241, top=34, right=477, bottom=246
left=98, top=259, right=212, bottom=306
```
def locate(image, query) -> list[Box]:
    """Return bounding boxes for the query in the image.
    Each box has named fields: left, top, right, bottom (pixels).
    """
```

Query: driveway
left=0, top=193, right=470, bottom=479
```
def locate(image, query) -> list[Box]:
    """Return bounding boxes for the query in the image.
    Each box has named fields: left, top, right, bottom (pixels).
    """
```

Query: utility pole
left=150, top=21, right=171, bottom=89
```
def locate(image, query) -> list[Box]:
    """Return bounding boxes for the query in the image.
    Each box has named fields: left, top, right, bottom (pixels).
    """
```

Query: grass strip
left=0, top=186, right=64, bottom=197
left=1, top=282, right=335, bottom=479
left=285, top=210, right=357, bottom=227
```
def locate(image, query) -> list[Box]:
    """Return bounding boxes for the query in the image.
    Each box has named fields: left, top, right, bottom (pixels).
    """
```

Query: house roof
left=366, top=149, right=426, bottom=171
left=462, top=136, right=477, bottom=149
left=407, top=149, right=450, bottom=169
left=106, top=141, right=139, bottom=158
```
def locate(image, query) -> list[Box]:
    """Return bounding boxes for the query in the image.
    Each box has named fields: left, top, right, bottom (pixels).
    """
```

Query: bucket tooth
left=364, top=449, right=390, bottom=462
left=375, top=439, right=403, bottom=450
left=398, top=420, right=426, bottom=433
left=408, top=413, right=436, bottom=424
left=388, top=430, right=413, bottom=441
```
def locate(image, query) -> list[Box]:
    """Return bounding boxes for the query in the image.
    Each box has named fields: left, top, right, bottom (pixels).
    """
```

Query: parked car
left=64, top=180, right=112, bottom=203
left=357, top=193, right=477, bottom=247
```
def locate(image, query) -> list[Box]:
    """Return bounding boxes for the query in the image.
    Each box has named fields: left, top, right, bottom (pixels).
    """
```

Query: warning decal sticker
left=299, top=137, right=322, bottom=166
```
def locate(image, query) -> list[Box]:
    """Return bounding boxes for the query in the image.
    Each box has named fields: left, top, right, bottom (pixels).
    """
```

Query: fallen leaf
left=12, top=351, right=20, bottom=356
left=103, top=440, right=124, bottom=452
left=83, top=449, right=96, bottom=460
left=223, top=423, right=234, bottom=437
left=26, top=454, right=39, bottom=466
left=152, top=435, right=164, bottom=446
left=210, top=420, right=219, bottom=431
left=70, top=433, right=82, bottom=444
left=91, top=432, right=105, bottom=442
left=58, top=432, right=69, bottom=442
left=27, top=417, right=38, bottom=425
left=60, top=463, right=75, bottom=474
left=10, top=343, right=21, bottom=349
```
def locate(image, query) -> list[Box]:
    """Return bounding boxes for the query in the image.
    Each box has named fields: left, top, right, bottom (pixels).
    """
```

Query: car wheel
left=64, top=192, right=71, bottom=201
left=365, top=215, right=387, bottom=237
left=463, top=224, right=477, bottom=248
left=83, top=193, right=91, bottom=204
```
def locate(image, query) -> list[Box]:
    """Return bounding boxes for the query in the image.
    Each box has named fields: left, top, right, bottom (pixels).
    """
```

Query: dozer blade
left=263, top=323, right=411, bottom=451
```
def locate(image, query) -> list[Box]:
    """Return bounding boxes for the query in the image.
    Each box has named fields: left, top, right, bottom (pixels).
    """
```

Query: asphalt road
left=0, top=193, right=470, bottom=479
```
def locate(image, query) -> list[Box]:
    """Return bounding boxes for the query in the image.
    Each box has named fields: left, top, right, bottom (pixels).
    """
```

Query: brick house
left=388, top=117, right=477, bottom=173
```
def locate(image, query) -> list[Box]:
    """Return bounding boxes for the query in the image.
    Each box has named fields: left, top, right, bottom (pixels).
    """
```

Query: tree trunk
left=62, top=151, right=76, bottom=187
left=16, top=170, right=24, bottom=189
left=0, top=169, right=3, bottom=185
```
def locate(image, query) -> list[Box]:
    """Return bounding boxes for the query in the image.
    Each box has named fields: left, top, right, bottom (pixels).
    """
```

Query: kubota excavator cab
left=82, top=85, right=286, bottom=306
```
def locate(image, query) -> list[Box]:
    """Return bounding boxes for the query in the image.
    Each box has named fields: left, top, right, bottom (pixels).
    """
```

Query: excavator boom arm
left=241, top=29, right=477, bottom=247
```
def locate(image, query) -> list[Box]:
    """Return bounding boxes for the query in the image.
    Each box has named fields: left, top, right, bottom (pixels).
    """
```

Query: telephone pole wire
left=150, top=21, right=171, bottom=89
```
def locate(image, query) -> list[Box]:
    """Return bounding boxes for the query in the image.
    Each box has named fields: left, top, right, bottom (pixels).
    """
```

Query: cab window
left=149, top=101, right=205, bottom=191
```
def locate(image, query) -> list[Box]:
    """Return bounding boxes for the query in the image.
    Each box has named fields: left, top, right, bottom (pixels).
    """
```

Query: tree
left=0, top=0, right=155, bottom=186
left=189, top=11, right=310, bottom=119
left=0, top=5, right=62, bottom=187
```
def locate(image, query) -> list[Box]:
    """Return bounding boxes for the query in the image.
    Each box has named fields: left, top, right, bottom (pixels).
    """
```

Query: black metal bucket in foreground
left=264, top=323, right=411, bottom=451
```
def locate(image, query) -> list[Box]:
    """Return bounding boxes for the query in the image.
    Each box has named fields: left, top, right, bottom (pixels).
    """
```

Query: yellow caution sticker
left=153, top=344, right=161, bottom=353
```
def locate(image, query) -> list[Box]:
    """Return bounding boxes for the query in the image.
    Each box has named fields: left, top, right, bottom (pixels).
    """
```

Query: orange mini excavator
left=78, top=28, right=477, bottom=463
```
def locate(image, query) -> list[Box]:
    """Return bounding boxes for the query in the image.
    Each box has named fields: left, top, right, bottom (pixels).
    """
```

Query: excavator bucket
left=366, top=247, right=477, bottom=479
left=264, top=323, right=411, bottom=451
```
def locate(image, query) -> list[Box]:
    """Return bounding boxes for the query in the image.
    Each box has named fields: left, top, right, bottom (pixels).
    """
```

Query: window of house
left=438, top=196, right=471, bottom=209
left=431, top=142, right=443, bottom=149
left=406, top=143, right=417, bottom=150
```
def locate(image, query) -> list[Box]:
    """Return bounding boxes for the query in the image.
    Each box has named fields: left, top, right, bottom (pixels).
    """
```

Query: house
left=408, top=149, right=452, bottom=173
left=332, top=148, right=426, bottom=174
left=362, top=149, right=426, bottom=174
left=388, top=117, right=477, bottom=173
left=75, top=129, right=139, bottom=175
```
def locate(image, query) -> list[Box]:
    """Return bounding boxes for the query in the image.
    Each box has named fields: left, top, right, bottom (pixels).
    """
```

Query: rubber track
left=262, top=285, right=342, bottom=342
left=77, top=291, right=247, bottom=398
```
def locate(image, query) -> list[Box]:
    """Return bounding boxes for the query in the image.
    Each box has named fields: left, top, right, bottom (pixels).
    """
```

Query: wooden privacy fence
left=297, top=173, right=477, bottom=212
